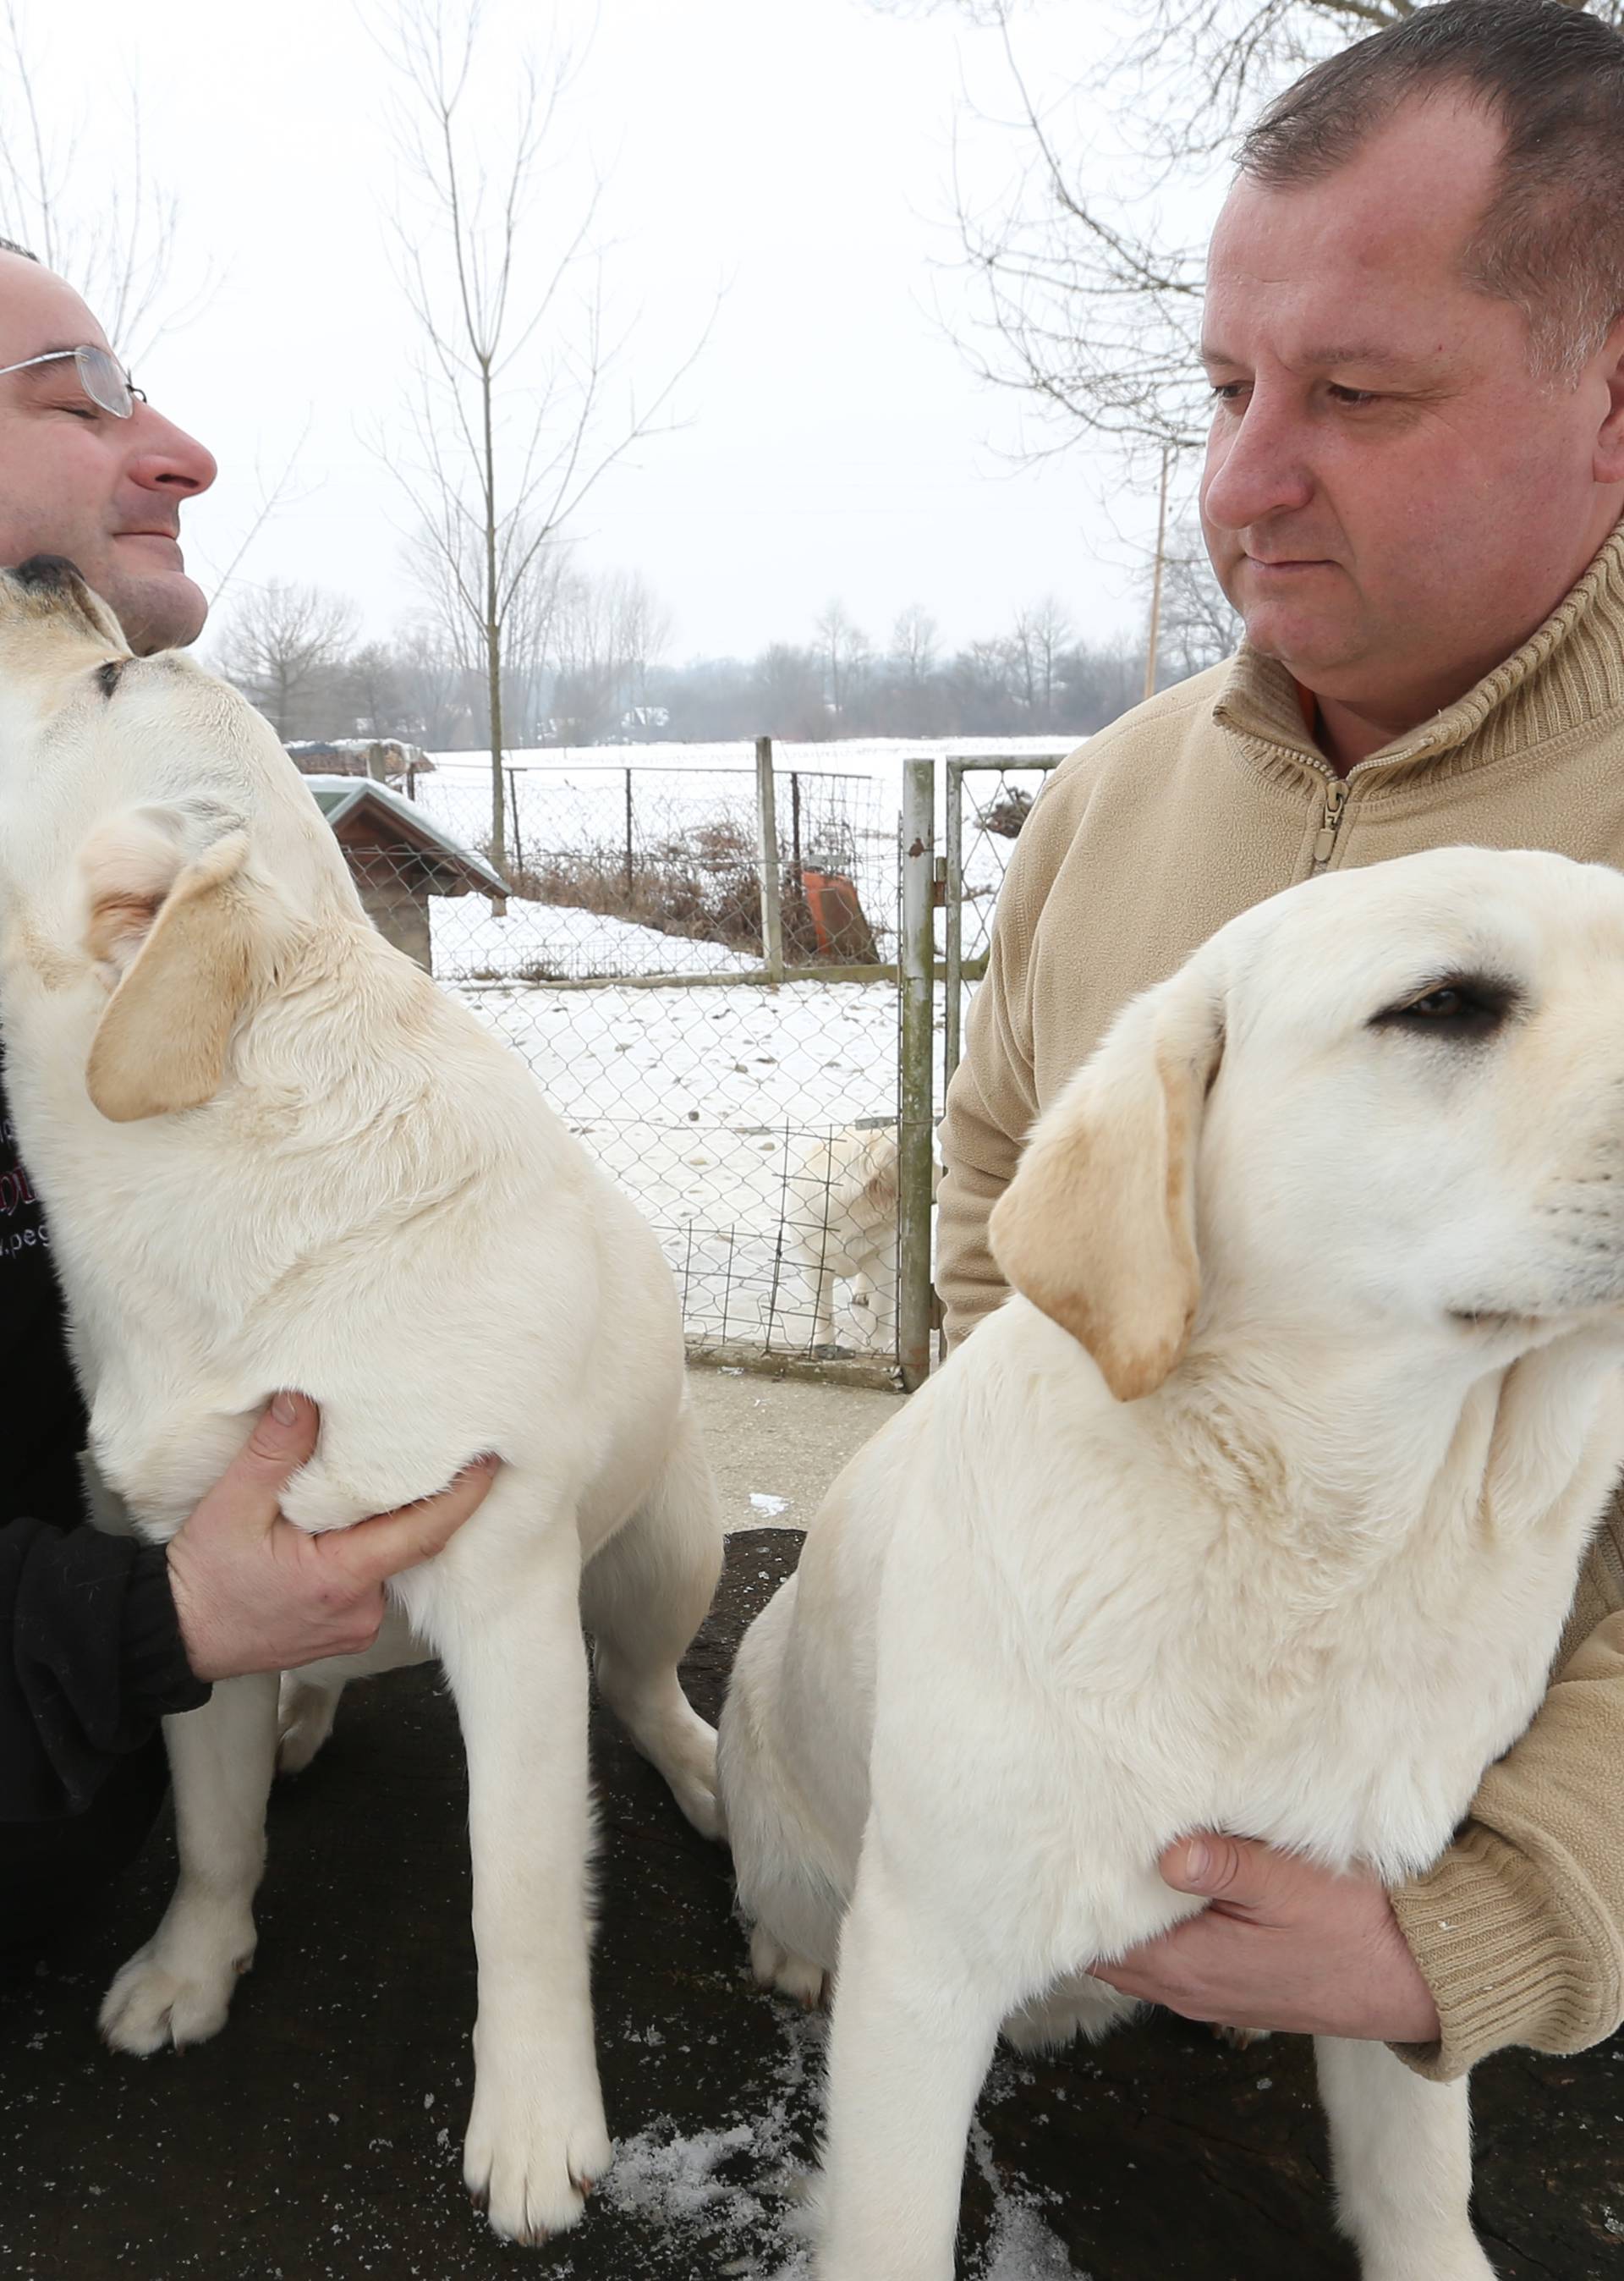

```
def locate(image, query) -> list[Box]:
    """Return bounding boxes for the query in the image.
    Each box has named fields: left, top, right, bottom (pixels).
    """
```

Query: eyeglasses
left=0, top=345, right=146, bottom=418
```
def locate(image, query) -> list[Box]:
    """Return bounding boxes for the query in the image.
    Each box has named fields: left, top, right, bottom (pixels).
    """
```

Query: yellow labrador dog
left=719, top=844, right=1624, bottom=2281
left=786, top=1126, right=917, bottom=1353
left=0, top=558, right=723, bottom=2245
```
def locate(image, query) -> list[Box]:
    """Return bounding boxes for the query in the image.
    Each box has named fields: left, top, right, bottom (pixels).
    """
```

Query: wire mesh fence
left=303, top=756, right=909, bottom=1367
left=943, top=756, right=1068, bottom=1086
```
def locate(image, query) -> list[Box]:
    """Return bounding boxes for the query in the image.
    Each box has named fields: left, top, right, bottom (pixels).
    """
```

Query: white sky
left=19, top=0, right=1232, bottom=663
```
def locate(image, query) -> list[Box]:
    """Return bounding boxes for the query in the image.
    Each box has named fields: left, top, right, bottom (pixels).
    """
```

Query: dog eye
left=1371, top=975, right=1517, bottom=1039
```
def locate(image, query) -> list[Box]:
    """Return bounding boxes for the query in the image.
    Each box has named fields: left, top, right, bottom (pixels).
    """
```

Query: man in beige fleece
left=938, top=0, right=1624, bottom=2080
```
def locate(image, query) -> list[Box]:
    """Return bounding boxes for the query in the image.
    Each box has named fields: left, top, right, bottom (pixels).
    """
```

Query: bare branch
left=367, top=0, right=705, bottom=862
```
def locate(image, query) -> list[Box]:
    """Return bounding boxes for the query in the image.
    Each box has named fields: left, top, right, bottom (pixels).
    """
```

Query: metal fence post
left=943, top=758, right=964, bottom=1086
left=755, top=734, right=784, bottom=981
left=897, top=756, right=936, bottom=1392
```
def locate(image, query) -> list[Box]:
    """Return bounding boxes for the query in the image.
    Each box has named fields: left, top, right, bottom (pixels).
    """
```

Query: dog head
left=0, top=556, right=365, bottom=1121
left=991, top=846, right=1624, bottom=1399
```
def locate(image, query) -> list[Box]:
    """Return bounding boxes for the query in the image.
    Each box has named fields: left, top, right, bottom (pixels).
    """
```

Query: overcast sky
left=25, top=0, right=1229, bottom=664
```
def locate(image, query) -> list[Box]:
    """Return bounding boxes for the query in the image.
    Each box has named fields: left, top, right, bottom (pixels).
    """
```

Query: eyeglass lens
left=74, top=346, right=134, bottom=419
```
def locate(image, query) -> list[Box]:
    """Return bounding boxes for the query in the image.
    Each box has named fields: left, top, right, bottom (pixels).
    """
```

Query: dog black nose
left=11, top=554, right=90, bottom=593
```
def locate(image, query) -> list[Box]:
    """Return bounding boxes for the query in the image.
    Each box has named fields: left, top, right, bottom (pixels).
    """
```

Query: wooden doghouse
left=304, top=774, right=506, bottom=976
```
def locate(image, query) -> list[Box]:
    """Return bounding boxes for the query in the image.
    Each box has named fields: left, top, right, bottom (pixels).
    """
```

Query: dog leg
left=1314, top=2036, right=1496, bottom=2281
left=275, top=1673, right=344, bottom=1776
left=846, top=1272, right=879, bottom=1354
left=583, top=1402, right=725, bottom=1839
left=101, top=1671, right=278, bottom=2053
left=806, top=1259, right=838, bottom=1350
left=1002, top=1970, right=1138, bottom=2053
left=431, top=1526, right=611, bottom=2246
left=815, top=1837, right=1010, bottom=2281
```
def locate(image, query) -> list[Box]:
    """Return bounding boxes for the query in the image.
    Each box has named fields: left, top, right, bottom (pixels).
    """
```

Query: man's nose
left=1200, top=389, right=1315, bottom=534
left=124, top=406, right=218, bottom=502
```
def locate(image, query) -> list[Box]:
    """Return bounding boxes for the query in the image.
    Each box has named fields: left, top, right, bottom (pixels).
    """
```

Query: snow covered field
left=414, top=739, right=1070, bottom=1354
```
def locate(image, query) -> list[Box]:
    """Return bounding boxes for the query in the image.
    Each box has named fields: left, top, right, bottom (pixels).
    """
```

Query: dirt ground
left=3, top=1495, right=1621, bottom=2274
left=683, top=1361, right=903, bottom=1534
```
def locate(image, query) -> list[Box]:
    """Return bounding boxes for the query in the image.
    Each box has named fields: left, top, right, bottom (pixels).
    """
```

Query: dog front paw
left=100, top=1922, right=254, bottom=2054
left=463, top=2069, right=613, bottom=2245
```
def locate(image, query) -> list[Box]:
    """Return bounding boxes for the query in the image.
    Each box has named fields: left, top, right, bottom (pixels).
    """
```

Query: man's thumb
left=233, top=1390, right=321, bottom=1487
left=1160, top=1833, right=1260, bottom=1902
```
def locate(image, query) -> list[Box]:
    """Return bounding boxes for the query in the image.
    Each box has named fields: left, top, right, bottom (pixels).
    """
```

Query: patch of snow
left=431, top=894, right=758, bottom=984
left=749, top=1493, right=790, bottom=1516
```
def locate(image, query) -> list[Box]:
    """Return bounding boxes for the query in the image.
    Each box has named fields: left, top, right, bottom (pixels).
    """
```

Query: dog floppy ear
left=82, top=816, right=259, bottom=1122
left=990, top=965, right=1224, bottom=1400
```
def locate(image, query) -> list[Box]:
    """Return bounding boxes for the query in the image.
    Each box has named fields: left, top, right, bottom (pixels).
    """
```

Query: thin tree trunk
left=480, top=359, right=508, bottom=900
left=1144, top=445, right=1172, bottom=703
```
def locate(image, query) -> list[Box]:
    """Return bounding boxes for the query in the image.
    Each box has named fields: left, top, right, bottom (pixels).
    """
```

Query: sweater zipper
left=1310, top=777, right=1348, bottom=873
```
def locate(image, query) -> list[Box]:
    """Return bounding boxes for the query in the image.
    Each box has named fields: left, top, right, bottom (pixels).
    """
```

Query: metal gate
left=892, top=751, right=1068, bottom=1388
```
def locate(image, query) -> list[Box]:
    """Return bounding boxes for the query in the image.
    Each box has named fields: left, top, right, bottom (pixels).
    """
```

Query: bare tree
left=815, top=600, right=871, bottom=728
left=754, top=644, right=829, bottom=742
left=372, top=0, right=706, bottom=875
left=392, top=618, right=479, bottom=750
left=0, top=0, right=208, bottom=364
left=216, top=582, right=361, bottom=742
left=1007, top=593, right=1074, bottom=725
left=548, top=565, right=674, bottom=745
left=890, top=604, right=940, bottom=687
left=1154, top=520, right=1243, bottom=684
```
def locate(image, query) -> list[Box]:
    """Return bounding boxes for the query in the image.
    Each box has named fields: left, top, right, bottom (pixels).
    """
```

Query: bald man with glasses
left=0, top=240, right=493, bottom=1952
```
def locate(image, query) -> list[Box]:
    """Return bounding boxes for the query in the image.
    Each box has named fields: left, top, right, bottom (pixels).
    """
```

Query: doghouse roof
left=304, top=775, right=508, bottom=895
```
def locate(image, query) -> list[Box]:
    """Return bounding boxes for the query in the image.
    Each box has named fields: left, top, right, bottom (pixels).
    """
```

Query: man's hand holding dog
left=1089, top=1834, right=1443, bottom=2046
left=167, top=1392, right=497, bottom=1683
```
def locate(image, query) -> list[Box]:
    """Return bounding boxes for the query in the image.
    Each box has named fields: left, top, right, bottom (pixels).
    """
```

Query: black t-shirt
left=0, top=1063, right=208, bottom=1822
left=0, top=1073, right=90, bottom=1528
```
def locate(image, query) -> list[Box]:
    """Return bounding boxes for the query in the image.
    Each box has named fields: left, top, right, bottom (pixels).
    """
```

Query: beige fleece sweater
left=938, top=522, right=1624, bottom=2081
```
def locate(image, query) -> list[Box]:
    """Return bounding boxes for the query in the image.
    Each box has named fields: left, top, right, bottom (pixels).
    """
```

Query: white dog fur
left=719, top=844, right=1624, bottom=2280
left=0, top=559, right=725, bottom=2246
left=787, top=1126, right=937, bottom=1353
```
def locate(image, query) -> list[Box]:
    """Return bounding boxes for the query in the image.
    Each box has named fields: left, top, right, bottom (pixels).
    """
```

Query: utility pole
left=1144, top=444, right=1172, bottom=705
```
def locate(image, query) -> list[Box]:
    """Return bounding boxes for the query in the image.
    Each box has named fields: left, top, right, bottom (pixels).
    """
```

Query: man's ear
left=82, top=818, right=259, bottom=1121
left=1594, top=311, right=1624, bottom=490
left=989, top=964, right=1224, bottom=1400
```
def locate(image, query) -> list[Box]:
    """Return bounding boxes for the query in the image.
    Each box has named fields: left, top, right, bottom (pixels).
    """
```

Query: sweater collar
left=1213, top=519, right=1624, bottom=788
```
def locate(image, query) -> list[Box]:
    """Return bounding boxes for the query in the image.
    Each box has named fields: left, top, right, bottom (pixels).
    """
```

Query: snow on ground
left=431, top=894, right=758, bottom=983
left=543, top=2003, right=1082, bottom=2280
left=551, top=2009, right=1083, bottom=2279
left=453, top=973, right=944, bottom=1354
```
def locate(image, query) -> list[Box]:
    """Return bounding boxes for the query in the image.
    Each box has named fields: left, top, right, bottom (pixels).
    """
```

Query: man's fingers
left=318, top=1454, right=500, bottom=1591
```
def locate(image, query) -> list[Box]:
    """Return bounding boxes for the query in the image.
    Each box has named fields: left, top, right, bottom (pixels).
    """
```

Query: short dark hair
left=0, top=238, right=39, bottom=263
left=1238, top=0, right=1624, bottom=381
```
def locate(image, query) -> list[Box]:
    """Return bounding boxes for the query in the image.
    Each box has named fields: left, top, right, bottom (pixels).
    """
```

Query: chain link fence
left=942, top=756, right=1068, bottom=1086
left=303, top=756, right=911, bottom=1373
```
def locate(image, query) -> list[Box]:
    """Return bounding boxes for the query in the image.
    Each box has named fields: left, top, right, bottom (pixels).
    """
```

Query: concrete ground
left=3, top=1380, right=1621, bottom=2279
left=683, top=1360, right=903, bottom=1534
